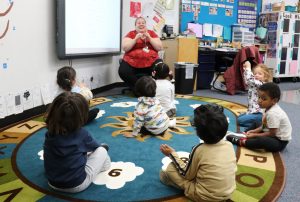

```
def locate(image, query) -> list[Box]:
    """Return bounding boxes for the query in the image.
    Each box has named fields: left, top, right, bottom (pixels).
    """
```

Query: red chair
left=223, top=46, right=262, bottom=95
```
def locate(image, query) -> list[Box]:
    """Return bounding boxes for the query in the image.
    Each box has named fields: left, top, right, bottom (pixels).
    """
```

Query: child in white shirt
left=228, top=83, right=292, bottom=152
left=237, top=61, right=272, bottom=131
left=153, top=62, right=176, bottom=117
left=124, top=76, right=169, bottom=138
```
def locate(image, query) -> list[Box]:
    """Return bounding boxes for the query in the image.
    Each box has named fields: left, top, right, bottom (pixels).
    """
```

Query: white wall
left=0, top=0, right=121, bottom=94
left=0, top=0, right=179, bottom=118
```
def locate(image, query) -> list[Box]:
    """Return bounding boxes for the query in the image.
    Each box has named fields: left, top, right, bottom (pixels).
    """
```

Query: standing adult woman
left=118, top=17, right=163, bottom=89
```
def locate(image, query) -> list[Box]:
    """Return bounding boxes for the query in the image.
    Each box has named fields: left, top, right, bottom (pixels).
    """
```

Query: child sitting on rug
left=56, top=66, right=99, bottom=123
left=152, top=62, right=176, bottom=127
left=124, top=76, right=170, bottom=138
left=43, top=92, right=111, bottom=193
left=237, top=61, right=272, bottom=131
left=227, top=82, right=292, bottom=152
left=160, top=104, right=237, bottom=202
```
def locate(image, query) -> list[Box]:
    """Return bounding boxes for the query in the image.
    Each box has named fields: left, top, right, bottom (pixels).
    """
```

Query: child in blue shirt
left=43, top=92, right=111, bottom=193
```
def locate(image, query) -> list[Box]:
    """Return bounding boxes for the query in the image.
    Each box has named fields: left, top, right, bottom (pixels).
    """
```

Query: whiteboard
left=57, top=0, right=122, bottom=58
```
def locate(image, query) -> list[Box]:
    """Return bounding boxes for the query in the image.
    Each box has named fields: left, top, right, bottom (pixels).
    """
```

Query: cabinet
left=262, top=11, right=300, bottom=82
left=196, top=49, right=237, bottom=89
left=162, top=38, right=198, bottom=73
left=197, top=49, right=216, bottom=89
left=162, top=38, right=198, bottom=90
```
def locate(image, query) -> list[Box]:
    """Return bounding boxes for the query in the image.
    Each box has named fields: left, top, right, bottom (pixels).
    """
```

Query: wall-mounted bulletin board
left=180, top=0, right=262, bottom=41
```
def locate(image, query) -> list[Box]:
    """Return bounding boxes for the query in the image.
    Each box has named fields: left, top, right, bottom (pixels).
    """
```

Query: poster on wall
left=192, top=1, right=200, bottom=21
left=209, top=7, right=218, bottom=15
left=130, top=1, right=141, bottom=18
left=192, top=1, right=200, bottom=13
left=141, top=0, right=167, bottom=32
left=165, top=0, right=175, bottom=10
left=225, top=8, right=233, bottom=16
left=154, top=0, right=166, bottom=16
left=182, top=0, right=191, bottom=12
left=182, top=4, right=191, bottom=12
left=237, top=0, right=258, bottom=28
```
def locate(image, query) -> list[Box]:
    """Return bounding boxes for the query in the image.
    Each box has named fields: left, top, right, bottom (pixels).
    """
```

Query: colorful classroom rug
left=0, top=95, right=285, bottom=202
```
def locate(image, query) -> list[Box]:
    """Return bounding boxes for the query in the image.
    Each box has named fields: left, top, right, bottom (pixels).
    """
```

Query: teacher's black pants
left=118, top=59, right=163, bottom=89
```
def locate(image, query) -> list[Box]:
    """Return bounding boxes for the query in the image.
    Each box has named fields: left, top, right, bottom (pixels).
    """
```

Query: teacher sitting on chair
left=118, top=17, right=163, bottom=89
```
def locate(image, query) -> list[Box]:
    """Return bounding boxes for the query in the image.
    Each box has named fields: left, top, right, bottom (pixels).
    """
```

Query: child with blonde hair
left=237, top=61, right=272, bottom=131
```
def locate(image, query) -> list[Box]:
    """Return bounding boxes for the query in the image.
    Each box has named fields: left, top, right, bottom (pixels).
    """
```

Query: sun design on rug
left=100, top=112, right=192, bottom=142
left=90, top=97, right=112, bottom=107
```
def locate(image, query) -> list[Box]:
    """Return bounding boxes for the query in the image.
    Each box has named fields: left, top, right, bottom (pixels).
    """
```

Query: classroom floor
left=99, top=83, right=300, bottom=106
left=281, top=89, right=300, bottom=105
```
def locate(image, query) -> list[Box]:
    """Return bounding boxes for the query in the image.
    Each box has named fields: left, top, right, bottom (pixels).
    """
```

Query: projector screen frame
left=56, top=0, right=122, bottom=59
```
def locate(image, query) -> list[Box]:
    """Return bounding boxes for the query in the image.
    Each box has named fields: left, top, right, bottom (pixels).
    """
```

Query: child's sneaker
left=100, top=143, right=109, bottom=151
left=226, top=135, right=244, bottom=146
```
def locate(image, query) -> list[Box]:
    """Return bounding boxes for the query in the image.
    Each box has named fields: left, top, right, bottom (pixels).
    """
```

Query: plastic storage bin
left=231, top=24, right=249, bottom=32
left=232, top=31, right=254, bottom=44
left=174, top=62, right=198, bottom=94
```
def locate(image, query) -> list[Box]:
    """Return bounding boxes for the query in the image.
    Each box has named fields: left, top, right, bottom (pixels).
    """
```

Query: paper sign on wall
left=5, top=93, right=15, bottom=116
left=32, top=86, right=43, bottom=107
left=185, top=63, right=195, bottom=79
left=213, top=24, right=223, bottom=37
left=130, top=1, right=141, bottom=18
left=22, top=89, right=34, bottom=111
left=290, top=61, right=298, bottom=75
left=187, top=23, right=203, bottom=38
left=40, top=84, right=53, bottom=105
left=14, top=92, right=23, bottom=114
left=165, top=0, right=175, bottom=10
left=0, top=94, right=7, bottom=118
left=203, top=23, right=213, bottom=36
